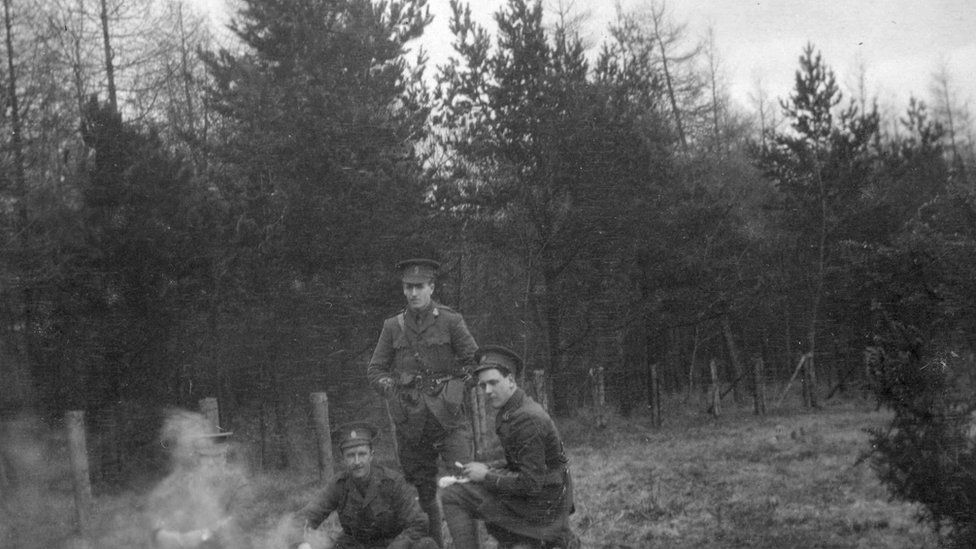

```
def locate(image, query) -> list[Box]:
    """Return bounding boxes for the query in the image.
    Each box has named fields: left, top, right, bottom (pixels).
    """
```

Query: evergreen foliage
left=198, top=0, right=437, bottom=423
left=34, top=97, right=211, bottom=412
left=1, top=0, right=976, bottom=498
left=857, top=97, right=976, bottom=546
left=434, top=0, right=679, bottom=413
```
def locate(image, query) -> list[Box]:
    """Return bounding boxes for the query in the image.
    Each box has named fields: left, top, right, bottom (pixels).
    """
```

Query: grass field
left=4, top=397, right=941, bottom=548
left=561, top=399, right=938, bottom=548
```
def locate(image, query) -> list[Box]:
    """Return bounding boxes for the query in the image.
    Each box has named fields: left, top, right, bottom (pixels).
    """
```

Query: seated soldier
left=290, top=421, right=438, bottom=549
left=441, top=346, right=579, bottom=549
left=148, top=411, right=249, bottom=549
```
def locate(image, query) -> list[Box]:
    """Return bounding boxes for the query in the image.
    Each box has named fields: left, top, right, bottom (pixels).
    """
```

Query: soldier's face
left=343, top=445, right=374, bottom=479
left=403, top=281, right=434, bottom=311
left=478, top=368, right=517, bottom=409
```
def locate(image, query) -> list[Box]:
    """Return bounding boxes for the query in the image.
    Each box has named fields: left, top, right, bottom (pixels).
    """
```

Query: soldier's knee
left=410, top=537, right=440, bottom=549
left=438, top=484, right=462, bottom=506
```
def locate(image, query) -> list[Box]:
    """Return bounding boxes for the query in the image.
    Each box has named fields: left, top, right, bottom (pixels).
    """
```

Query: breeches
left=395, top=407, right=472, bottom=485
left=440, top=483, right=576, bottom=547
left=333, top=534, right=439, bottom=549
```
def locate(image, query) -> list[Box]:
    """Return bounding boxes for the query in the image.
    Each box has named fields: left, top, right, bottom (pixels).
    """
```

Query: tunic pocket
left=441, top=379, right=467, bottom=418
left=423, top=330, right=451, bottom=346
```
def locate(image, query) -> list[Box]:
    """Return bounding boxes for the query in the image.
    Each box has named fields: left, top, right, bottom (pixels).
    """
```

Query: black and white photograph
left=0, top=0, right=973, bottom=547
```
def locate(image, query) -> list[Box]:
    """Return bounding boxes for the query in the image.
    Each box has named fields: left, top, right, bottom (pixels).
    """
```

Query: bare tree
left=43, top=0, right=100, bottom=118
left=702, top=27, right=725, bottom=155
left=639, top=0, right=703, bottom=153
left=98, top=0, right=116, bottom=111
left=930, top=61, right=973, bottom=176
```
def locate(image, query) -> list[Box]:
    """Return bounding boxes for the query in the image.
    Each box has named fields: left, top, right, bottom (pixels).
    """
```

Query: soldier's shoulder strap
left=433, top=301, right=456, bottom=314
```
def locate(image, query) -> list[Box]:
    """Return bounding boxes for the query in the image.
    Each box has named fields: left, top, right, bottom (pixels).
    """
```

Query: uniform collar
left=343, top=465, right=382, bottom=505
left=411, top=301, right=437, bottom=317
left=497, top=388, right=526, bottom=420
left=405, top=302, right=438, bottom=331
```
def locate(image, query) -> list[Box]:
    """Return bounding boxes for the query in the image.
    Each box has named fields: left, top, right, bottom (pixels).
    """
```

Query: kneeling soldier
left=290, top=421, right=438, bottom=549
left=441, top=346, right=579, bottom=549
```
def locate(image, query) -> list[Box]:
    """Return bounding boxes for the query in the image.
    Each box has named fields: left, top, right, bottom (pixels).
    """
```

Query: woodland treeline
left=1, top=0, right=974, bottom=477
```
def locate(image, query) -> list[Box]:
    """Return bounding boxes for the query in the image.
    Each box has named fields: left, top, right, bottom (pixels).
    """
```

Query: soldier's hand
left=378, top=377, right=396, bottom=398
left=462, top=461, right=489, bottom=482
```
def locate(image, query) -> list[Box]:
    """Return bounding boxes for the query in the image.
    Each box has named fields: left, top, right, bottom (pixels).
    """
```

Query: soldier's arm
left=484, top=417, right=548, bottom=497
left=450, top=314, right=479, bottom=373
left=294, top=481, right=341, bottom=532
left=366, top=319, right=397, bottom=395
left=390, top=478, right=430, bottom=541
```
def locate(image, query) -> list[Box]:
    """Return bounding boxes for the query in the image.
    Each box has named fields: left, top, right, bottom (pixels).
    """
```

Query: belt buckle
left=415, top=369, right=431, bottom=391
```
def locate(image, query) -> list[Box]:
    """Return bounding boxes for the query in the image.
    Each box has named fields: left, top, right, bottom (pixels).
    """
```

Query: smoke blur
left=0, top=409, right=339, bottom=549
left=0, top=413, right=77, bottom=548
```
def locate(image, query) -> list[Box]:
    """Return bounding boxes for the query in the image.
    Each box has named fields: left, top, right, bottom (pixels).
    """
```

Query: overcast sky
left=196, top=0, right=975, bottom=115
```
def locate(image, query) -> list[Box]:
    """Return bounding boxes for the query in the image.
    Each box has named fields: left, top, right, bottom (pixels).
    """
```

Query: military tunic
left=366, top=300, right=478, bottom=544
left=367, top=301, right=478, bottom=435
left=296, top=464, right=436, bottom=549
left=441, top=388, right=577, bottom=547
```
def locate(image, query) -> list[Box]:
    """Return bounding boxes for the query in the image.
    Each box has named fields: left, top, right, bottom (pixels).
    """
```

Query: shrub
left=863, top=317, right=976, bottom=547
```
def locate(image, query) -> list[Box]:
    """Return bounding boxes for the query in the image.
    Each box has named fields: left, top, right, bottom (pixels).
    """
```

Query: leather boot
left=441, top=497, right=478, bottom=548
left=417, top=482, right=444, bottom=547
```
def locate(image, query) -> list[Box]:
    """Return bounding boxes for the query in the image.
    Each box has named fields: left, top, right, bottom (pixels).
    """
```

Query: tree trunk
left=649, top=360, right=661, bottom=427
left=708, top=359, right=720, bottom=416
left=176, top=2, right=196, bottom=135
left=686, top=325, right=701, bottom=403
left=705, top=28, right=723, bottom=155
left=753, top=357, right=767, bottom=415
left=657, top=34, right=687, bottom=153
left=3, top=0, right=31, bottom=379
left=99, top=0, right=118, bottom=112
left=805, top=167, right=828, bottom=410
left=544, top=282, right=570, bottom=415
left=721, top=316, right=744, bottom=403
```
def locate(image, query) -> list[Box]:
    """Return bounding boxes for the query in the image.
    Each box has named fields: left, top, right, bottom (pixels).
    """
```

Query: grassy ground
left=562, top=399, right=938, bottom=548
left=4, top=397, right=940, bottom=548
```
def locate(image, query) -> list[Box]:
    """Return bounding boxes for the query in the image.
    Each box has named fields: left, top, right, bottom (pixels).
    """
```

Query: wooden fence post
left=310, top=392, right=334, bottom=482
left=708, top=359, right=720, bottom=416
left=721, top=316, right=745, bottom=404
left=466, top=386, right=489, bottom=549
left=777, top=352, right=812, bottom=408
left=753, top=357, right=767, bottom=416
left=650, top=362, right=662, bottom=428
left=532, top=369, right=549, bottom=413
left=66, top=410, right=93, bottom=544
left=198, top=397, right=220, bottom=432
left=591, top=367, right=607, bottom=428
left=469, top=387, right=488, bottom=460
left=804, top=353, right=819, bottom=409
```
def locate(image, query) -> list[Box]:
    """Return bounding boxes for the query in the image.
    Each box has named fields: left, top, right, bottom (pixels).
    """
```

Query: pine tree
left=435, top=0, right=677, bottom=414
left=754, top=43, right=881, bottom=408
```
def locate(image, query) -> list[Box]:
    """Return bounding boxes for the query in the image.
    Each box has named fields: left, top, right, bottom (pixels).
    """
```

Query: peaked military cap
left=333, top=421, right=378, bottom=451
left=396, top=258, right=440, bottom=283
left=473, top=345, right=523, bottom=378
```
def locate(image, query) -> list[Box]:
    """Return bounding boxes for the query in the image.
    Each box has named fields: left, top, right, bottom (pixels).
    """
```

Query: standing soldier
left=366, top=258, right=479, bottom=547
left=441, top=346, right=579, bottom=549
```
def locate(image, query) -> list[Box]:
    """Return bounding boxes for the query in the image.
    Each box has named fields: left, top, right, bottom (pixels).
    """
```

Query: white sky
left=193, top=0, right=975, bottom=114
